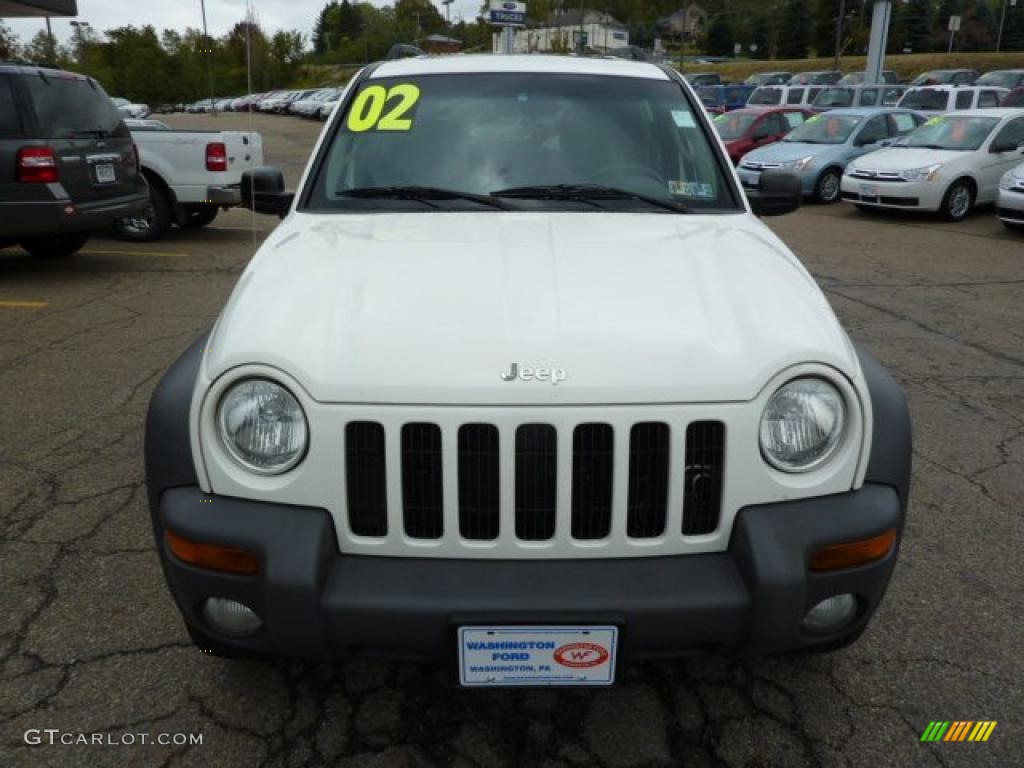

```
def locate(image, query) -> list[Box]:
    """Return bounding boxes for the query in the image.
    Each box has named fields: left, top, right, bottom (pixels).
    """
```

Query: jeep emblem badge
left=500, top=362, right=567, bottom=385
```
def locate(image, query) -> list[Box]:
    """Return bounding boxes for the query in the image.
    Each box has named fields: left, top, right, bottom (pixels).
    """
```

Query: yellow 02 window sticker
left=346, top=83, right=421, bottom=132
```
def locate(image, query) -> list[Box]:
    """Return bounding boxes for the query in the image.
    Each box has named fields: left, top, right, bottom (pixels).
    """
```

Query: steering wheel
left=589, top=163, right=667, bottom=187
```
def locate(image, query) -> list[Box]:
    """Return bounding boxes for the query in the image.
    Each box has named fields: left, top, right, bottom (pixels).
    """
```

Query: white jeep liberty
left=146, top=55, right=911, bottom=687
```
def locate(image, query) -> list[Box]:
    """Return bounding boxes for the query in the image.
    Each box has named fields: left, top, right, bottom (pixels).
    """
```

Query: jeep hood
left=206, top=212, right=857, bottom=405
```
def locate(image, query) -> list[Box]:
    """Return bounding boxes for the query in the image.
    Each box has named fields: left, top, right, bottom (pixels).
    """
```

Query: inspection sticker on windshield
left=459, top=626, right=617, bottom=687
left=925, top=116, right=945, bottom=126
left=672, top=110, right=696, bottom=128
left=669, top=180, right=714, bottom=198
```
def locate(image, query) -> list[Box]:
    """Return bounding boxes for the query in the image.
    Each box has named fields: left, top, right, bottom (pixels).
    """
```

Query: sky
left=3, top=0, right=483, bottom=45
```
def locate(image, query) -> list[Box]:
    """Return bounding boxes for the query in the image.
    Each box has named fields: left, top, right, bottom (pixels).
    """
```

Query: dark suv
left=0, top=62, right=148, bottom=258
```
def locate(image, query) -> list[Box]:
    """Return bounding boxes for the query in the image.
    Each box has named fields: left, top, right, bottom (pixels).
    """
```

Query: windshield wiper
left=337, top=186, right=513, bottom=210
left=907, top=143, right=952, bottom=150
left=492, top=184, right=690, bottom=213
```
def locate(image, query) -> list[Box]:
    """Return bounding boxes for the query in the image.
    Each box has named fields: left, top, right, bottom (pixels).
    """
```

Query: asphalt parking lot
left=1, top=112, right=1022, bottom=768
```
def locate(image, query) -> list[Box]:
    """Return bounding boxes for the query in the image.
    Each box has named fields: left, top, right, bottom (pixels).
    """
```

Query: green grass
left=675, top=52, right=1024, bottom=82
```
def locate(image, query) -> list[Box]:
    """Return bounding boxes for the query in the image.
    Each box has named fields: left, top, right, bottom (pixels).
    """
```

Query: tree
left=704, top=14, right=734, bottom=56
left=0, top=21, right=22, bottom=60
left=777, top=0, right=811, bottom=58
left=903, top=0, right=934, bottom=53
left=812, top=0, right=838, bottom=57
left=24, top=29, right=60, bottom=66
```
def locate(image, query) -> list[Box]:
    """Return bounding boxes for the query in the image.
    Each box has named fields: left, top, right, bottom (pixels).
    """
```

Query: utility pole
left=997, top=0, right=1017, bottom=52
left=832, top=0, right=846, bottom=71
left=200, top=0, right=217, bottom=114
left=45, top=17, right=55, bottom=64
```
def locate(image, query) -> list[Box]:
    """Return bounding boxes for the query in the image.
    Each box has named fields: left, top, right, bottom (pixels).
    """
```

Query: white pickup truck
left=113, top=122, right=263, bottom=241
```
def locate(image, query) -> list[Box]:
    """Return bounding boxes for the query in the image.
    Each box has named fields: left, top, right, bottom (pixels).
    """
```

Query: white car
left=896, top=85, right=1008, bottom=115
left=111, top=96, right=151, bottom=119
left=144, top=55, right=911, bottom=675
left=113, top=126, right=264, bottom=241
left=842, top=109, right=1024, bottom=221
left=747, top=84, right=824, bottom=109
left=998, top=161, right=1024, bottom=231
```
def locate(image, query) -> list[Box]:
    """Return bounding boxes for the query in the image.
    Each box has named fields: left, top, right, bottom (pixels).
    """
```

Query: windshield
left=1004, top=90, right=1024, bottom=107
left=911, top=71, right=948, bottom=85
left=784, top=113, right=860, bottom=144
left=898, top=88, right=948, bottom=110
left=748, top=87, right=782, bottom=105
left=976, top=71, right=1022, bottom=89
left=307, top=73, right=738, bottom=213
left=904, top=115, right=999, bottom=151
left=713, top=112, right=757, bottom=140
left=814, top=87, right=854, bottom=107
left=25, top=72, right=126, bottom=139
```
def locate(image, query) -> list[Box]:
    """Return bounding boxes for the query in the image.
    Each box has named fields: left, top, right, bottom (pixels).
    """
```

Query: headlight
left=780, top=156, right=815, bottom=171
left=900, top=164, right=942, bottom=182
left=1000, top=170, right=1023, bottom=190
left=760, top=377, right=846, bottom=472
left=217, top=379, right=308, bottom=474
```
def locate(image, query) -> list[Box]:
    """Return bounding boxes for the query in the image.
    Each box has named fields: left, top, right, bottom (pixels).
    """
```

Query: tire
left=814, top=168, right=842, bottom=204
left=940, top=179, right=974, bottom=222
left=180, top=205, right=219, bottom=229
left=19, top=234, right=88, bottom=258
left=113, top=182, right=172, bottom=242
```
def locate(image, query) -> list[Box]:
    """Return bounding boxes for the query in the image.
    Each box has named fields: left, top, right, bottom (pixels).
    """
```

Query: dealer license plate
left=859, top=183, right=878, bottom=200
left=95, top=163, right=116, bottom=184
left=739, top=170, right=760, bottom=189
left=458, top=626, right=617, bottom=687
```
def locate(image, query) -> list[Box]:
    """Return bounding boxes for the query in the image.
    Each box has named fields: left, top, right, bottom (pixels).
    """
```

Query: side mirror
left=241, top=167, right=294, bottom=219
left=747, top=170, right=802, bottom=217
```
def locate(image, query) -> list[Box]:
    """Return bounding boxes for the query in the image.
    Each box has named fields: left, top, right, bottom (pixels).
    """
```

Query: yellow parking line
left=0, top=300, right=48, bottom=309
left=80, top=249, right=191, bottom=258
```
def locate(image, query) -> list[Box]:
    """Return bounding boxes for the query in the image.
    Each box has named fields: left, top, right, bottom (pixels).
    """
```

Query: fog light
left=801, top=594, right=857, bottom=634
left=202, top=598, right=262, bottom=638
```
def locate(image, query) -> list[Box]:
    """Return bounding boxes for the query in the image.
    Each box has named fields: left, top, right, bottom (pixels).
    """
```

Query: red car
left=712, top=107, right=815, bottom=165
left=1002, top=87, right=1024, bottom=108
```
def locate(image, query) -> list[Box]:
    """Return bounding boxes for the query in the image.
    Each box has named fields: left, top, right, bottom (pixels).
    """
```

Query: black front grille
left=571, top=424, right=614, bottom=540
left=515, top=424, right=557, bottom=541
left=627, top=422, right=670, bottom=538
left=683, top=421, right=725, bottom=536
left=345, top=422, right=388, bottom=536
left=458, top=424, right=500, bottom=541
left=401, top=423, right=443, bottom=539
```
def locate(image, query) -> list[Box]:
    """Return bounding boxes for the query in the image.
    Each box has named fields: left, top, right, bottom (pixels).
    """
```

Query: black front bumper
left=157, top=483, right=903, bottom=662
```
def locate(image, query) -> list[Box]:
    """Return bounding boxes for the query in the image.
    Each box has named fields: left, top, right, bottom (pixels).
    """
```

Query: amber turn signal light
left=810, top=528, right=897, bottom=572
left=165, top=529, right=259, bottom=575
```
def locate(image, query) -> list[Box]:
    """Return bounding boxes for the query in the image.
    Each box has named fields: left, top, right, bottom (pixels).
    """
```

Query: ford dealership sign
left=489, top=0, right=526, bottom=26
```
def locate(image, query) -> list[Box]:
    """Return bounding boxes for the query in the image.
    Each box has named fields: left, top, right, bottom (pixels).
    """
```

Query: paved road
left=1, top=113, right=1021, bottom=768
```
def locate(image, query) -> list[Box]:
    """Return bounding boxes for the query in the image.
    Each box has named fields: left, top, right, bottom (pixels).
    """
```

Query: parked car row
left=691, top=69, right=1024, bottom=117
left=715, top=96, right=1024, bottom=230
left=163, top=87, right=346, bottom=121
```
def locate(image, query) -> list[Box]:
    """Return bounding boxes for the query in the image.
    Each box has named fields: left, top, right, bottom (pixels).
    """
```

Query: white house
left=492, top=10, right=629, bottom=54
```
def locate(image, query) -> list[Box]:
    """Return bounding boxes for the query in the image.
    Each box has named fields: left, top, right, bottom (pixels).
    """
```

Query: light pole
left=200, top=0, right=217, bottom=114
left=997, top=0, right=1018, bottom=52
left=832, top=0, right=846, bottom=72
left=69, top=20, right=90, bottom=66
